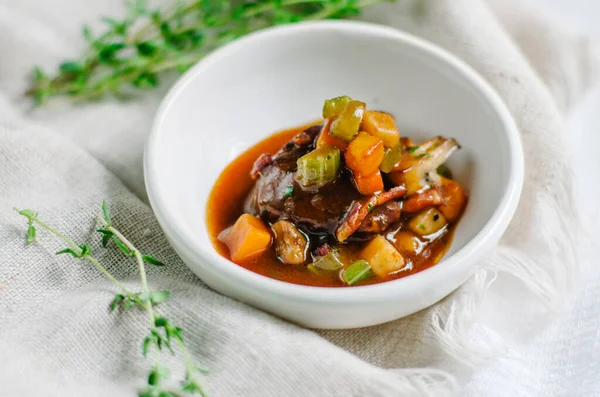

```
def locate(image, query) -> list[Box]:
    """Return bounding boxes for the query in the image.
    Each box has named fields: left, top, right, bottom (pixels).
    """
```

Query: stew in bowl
left=207, top=96, right=467, bottom=287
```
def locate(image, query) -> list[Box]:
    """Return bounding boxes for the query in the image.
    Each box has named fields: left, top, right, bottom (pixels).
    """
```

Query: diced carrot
left=316, top=120, right=348, bottom=150
left=345, top=132, right=384, bottom=176
left=354, top=171, right=384, bottom=195
left=219, top=214, right=272, bottom=263
left=361, top=111, right=400, bottom=148
left=360, top=235, right=406, bottom=277
left=438, top=177, right=467, bottom=221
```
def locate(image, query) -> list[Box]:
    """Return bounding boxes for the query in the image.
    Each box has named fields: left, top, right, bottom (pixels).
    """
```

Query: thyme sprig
left=27, top=0, right=388, bottom=105
left=15, top=202, right=208, bottom=397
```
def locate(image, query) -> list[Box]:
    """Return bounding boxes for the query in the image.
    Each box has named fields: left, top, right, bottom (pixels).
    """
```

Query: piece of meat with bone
left=248, top=124, right=408, bottom=242
left=248, top=124, right=362, bottom=236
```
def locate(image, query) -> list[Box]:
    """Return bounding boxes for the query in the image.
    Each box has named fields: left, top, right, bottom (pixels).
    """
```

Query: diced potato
left=361, top=110, right=400, bottom=148
left=379, top=143, right=402, bottom=173
left=360, top=235, right=406, bottom=277
left=316, top=120, right=348, bottom=150
left=330, top=100, right=366, bottom=142
left=345, top=132, right=385, bottom=176
left=354, top=171, right=384, bottom=195
left=322, top=95, right=352, bottom=119
left=438, top=177, right=467, bottom=221
left=408, top=208, right=447, bottom=236
left=271, top=220, right=308, bottom=265
left=219, top=214, right=272, bottom=263
left=389, top=231, right=422, bottom=255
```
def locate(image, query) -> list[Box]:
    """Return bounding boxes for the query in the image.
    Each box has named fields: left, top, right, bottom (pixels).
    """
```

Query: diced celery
left=295, top=145, right=341, bottom=187
left=323, top=96, right=352, bottom=119
left=342, top=260, right=373, bottom=285
left=312, top=250, right=343, bottom=271
left=330, top=100, right=366, bottom=142
left=379, top=143, right=402, bottom=173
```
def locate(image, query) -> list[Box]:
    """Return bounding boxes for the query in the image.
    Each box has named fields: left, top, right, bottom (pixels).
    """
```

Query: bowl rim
left=144, top=20, right=524, bottom=304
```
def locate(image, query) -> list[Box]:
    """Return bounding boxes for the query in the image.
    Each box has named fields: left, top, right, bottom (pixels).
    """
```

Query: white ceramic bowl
left=145, top=21, right=523, bottom=329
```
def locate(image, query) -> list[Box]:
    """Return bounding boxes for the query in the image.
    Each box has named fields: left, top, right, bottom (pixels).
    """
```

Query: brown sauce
left=206, top=123, right=461, bottom=287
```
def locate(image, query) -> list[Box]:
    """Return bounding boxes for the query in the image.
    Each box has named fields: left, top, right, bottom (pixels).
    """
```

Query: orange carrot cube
left=345, top=132, right=384, bottom=176
left=354, top=171, right=384, bottom=195
left=316, top=120, right=348, bottom=150
left=219, top=214, right=272, bottom=263
left=361, top=111, right=400, bottom=148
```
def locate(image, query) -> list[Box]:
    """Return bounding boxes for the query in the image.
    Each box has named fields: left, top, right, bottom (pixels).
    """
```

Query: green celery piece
left=330, top=100, right=365, bottom=142
left=296, top=145, right=341, bottom=187
left=380, top=143, right=402, bottom=173
left=343, top=260, right=374, bottom=285
left=322, top=95, right=352, bottom=119
left=312, top=250, right=343, bottom=271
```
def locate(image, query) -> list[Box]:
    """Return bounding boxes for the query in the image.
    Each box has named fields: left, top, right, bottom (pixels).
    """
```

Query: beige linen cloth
left=0, top=0, right=597, bottom=396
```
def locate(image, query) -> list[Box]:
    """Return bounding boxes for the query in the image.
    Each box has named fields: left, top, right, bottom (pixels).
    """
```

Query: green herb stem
left=27, top=0, right=389, bottom=105
left=13, top=207, right=132, bottom=295
left=98, top=216, right=157, bottom=330
left=175, top=337, right=209, bottom=397
left=15, top=204, right=208, bottom=396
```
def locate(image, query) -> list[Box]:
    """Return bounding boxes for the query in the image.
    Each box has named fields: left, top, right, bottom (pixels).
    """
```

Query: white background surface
left=544, top=0, right=600, bottom=224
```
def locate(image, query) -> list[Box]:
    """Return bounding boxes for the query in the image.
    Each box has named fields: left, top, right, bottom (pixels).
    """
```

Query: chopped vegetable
left=345, top=132, right=385, bottom=176
left=354, top=171, right=384, bottom=195
left=438, top=177, right=467, bottom=221
left=379, top=143, right=402, bottom=173
left=360, top=235, right=406, bottom=277
left=403, top=138, right=459, bottom=195
left=408, top=208, right=447, bottom=236
left=312, top=250, right=344, bottom=271
left=330, top=100, right=366, bottom=142
left=342, top=260, right=374, bottom=285
left=361, top=110, right=400, bottom=148
left=316, top=120, right=348, bottom=150
left=393, top=137, right=445, bottom=173
left=295, top=145, right=341, bottom=187
left=322, top=95, right=352, bottom=119
left=389, top=231, right=423, bottom=255
left=219, top=214, right=272, bottom=262
left=271, top=220, right=308, bottom=265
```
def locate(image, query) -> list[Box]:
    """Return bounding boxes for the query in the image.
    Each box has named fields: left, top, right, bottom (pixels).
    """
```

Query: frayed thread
left=424, top=171, right=584, bottom=370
